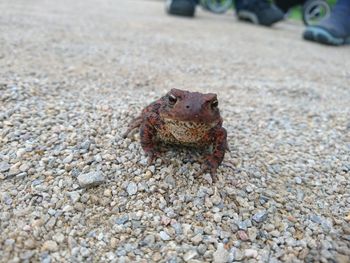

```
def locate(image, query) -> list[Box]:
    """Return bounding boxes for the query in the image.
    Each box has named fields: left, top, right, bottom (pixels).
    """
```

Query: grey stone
left=259, top=195, right=269, bottom=205
left=81, top=140, right=91, bottom=150
left=41, top=254, right=52, bottom=263
left=42, top=240, right=58, bottom=252
left=20, top=251, right=35, bottom=260
left=245, top=185, right=253, bottom=193
left=67, top=191, right=80, bottom=203
left=32, top=179, right=43, bottom=186
left=183, top=250, right=198, bottom=262
left=71, top=168, right=80, bottom=177
left=63, top=154, right=74, bottom=164
left=0, top=161, right=10, bottom=172
left=310, top=215, right=322, bottom=224
left=191, top=234, right=203, bottom=245
left=94, top=154, right=102, bottom=162
left=171, top=222, right=183, bottom=235
left=127, top=182, right=138, bottom=195
left=16, top=172, right=27, bottom=178
left=164, top=175, right=176, bottom=188
left=159, top=231, right=171, bottom=241
left=238, top=221, right=247, bottom=231
left=213, top=243, right=229, bottom=263
left=252, top=210, right=268, bottom=223
left=116, top=215, right=129, bottom=225
left=294, top=176, right=302, bottom=184
left=197, top=244, right=207, bottom=255
left=77, top=171, right=105, bottom=188
left=234, top=249, right=244, bottom=261
left=214, top=213, right=222, bottom=223
left=2, top=193, right=12, bottom=205
left=140, top=234, right=155, bottom=247
left=4, top=239, right=15, bottom=247
left=80, top=247, right=90, bottom=257
left=244, top=249, right=258, bottom=259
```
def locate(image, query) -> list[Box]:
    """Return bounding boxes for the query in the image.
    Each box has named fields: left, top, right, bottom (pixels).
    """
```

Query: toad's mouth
left=164, top=119, right=218, bottom=129
left=160, top=110, right=220, bottom=124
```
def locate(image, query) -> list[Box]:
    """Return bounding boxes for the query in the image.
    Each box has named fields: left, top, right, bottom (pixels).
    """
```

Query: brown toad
left=123, top=88, right=228, bottom=181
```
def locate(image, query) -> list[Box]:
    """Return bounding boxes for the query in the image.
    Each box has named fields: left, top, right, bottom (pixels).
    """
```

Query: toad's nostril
left=186, top=105, right=190, bottom=109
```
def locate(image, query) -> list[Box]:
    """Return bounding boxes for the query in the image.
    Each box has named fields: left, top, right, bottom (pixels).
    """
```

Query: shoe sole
left=237, top=11, right=259, bottom=24
left=303, top=27, right=350, bottom=46
left=237, top=10, right=283, bottom=26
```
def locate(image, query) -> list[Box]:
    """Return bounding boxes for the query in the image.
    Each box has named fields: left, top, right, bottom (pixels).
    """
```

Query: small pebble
left=127, top=182, right=138, bottom=196
left=252, top=210, right=268, bottom=223
left=0, top=161, right=10, bottom=172
left=77, top=171, right=105, bottom=188
left=183, top=250, right=198, bottom=262
left=237, top=230, right=249, bottom=241
left=244, top=249, right=258, bottom=259
left=159, top=231, right=171, bottom=241
left=295, top=177, right=302, bottom=184
left=42, top=240, right=58, bottom=252
left=213, top=243, right=229, bottom=263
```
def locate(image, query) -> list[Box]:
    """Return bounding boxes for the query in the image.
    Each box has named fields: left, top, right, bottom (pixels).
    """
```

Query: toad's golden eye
left=168, top=94, right=177, bottom=104
left=211, top=99, right=218, bottom=108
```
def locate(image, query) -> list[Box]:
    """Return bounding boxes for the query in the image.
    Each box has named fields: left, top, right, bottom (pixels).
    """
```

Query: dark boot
left=166, top=0, right=196, bottom=17
left=274, top=0, right=305, bottom=13
left=303, top=0, right=350, bottom=45
left=234, top=0, right=285, bottom=26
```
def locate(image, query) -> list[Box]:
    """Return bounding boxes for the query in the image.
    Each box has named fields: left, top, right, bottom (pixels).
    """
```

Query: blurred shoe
left=303, top=1, right=350, bottom=45
left=236, top=0, right=284, bottom=26
left=166, top=0, right=196, bottom=17
left=274, top=0, right=304, bottom=13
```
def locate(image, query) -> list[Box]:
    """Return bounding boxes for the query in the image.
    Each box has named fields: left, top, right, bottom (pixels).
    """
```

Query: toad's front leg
left=203, top=127, right=228, bottom=181
left=140, top=112, right=163, bottom=165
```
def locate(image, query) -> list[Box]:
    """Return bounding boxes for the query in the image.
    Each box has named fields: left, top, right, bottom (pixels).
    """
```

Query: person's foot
left=303, top=1, right=350, bottom=45
left=165, top=0, right=196, bottom=17
left=235, top=0, right=284, bottom=26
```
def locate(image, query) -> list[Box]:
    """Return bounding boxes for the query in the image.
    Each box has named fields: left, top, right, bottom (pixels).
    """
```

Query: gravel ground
left=1, top=0, right=350, bottom=262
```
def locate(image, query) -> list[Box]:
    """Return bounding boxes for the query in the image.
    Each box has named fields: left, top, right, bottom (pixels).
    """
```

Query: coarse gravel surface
left=1, top=0, right=350, bottom=262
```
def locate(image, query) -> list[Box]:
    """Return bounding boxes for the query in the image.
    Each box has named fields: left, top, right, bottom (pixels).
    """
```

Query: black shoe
left=274, top=0, right=304, bottom=13
left=303, top=1, right=350, bottom=45
left=236, top=0, right=284, bottom=26
left=166, top=0, right=196, bottom=17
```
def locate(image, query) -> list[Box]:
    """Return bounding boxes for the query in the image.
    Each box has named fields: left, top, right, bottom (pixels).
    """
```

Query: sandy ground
left=0, top=0, right=349, bottom=262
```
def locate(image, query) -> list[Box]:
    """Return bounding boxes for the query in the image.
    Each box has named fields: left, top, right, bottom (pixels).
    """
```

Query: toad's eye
left=168, top=94, right=177, bottom=104
left=211, top=99, right=218, bottom=108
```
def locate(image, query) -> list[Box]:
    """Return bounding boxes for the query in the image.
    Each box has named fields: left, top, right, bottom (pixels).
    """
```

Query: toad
left=123, top=88, right=228, bottom=181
